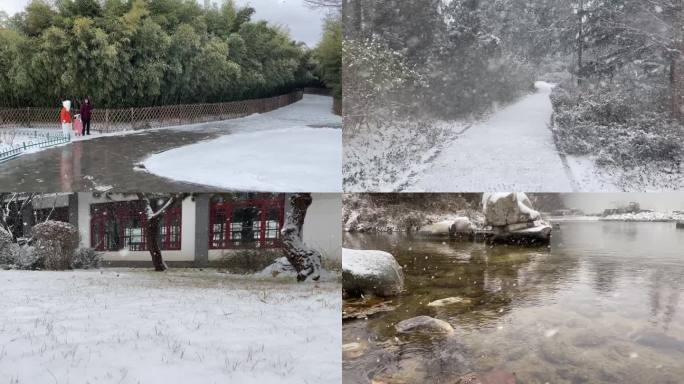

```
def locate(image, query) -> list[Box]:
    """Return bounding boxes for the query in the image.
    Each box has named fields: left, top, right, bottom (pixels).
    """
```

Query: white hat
left=62, top=100, right=71, bottom=110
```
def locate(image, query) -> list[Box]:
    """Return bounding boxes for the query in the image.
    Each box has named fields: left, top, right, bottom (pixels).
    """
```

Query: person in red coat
left=60, top=100, right=72, bottom=137
left=80, top=97, right=93, bottom=135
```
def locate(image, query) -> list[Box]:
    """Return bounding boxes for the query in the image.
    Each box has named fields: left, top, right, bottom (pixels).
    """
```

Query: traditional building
left=23, top=193, right=341, bottom=268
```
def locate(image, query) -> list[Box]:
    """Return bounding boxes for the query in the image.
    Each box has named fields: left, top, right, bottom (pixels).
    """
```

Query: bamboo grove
left=0, top=0, right=342, bottom=108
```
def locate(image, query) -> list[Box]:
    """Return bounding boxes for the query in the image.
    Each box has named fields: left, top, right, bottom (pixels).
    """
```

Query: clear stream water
left=343, top=221, right=684, bottom=384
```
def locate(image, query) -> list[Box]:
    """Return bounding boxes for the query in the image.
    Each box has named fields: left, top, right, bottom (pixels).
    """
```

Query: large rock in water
left=343, top=248, right=404, bottom=297
left=483, top=193, right=540, bottom=227
left=418, top=217, right=475, bottom=237
left=395, top=316, right=454, bottom=335
left=483, top=193, right=551, bottom=244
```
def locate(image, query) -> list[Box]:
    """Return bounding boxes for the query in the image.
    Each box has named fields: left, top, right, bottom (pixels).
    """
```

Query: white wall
left=75, top=193, right=342, bottom=264
left=77, top=194, right=196, bottom=262
left=303, top=193, right=342, bottom=262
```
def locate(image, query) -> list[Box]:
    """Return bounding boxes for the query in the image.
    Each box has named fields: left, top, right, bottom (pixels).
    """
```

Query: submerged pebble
left=395, top=315, right=455, bottom=335
left=427, top=297, right=472, bottom=307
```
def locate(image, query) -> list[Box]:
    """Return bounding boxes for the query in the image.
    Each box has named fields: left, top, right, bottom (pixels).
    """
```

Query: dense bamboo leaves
left=314, top=18, right=342, bottom=98
left=0, top=0, right=321, bottom=108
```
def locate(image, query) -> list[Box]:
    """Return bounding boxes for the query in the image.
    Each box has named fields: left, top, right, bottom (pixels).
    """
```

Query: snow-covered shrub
left=551, top=79, right=683, bottom=170
left=343, top=38, right=424, bottom=135
left=71, top=248, right=102, bottom=270
left=0, top=227, right=14, bottom=266
left=32, top=221, right=79, bottom=271
left=13, top=245, right=41, bottom=270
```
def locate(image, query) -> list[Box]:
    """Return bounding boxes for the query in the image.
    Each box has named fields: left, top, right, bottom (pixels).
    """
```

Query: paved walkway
left=0, top=130, right=222, bottom=192
left=407, top=82, right=575, bottom=192
left=0, top=95, right=339, bottom=192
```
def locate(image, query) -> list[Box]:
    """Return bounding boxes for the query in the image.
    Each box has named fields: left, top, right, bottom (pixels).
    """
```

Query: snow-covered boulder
left=418, top=220, right=453, bottom=236
left=259, top=257, right=298, bottom=278
left=452, top=217, right=475, bottom=233
left=483, top=193, right=551, bottom=244
left=491, top=220, right=552, bottom=244
left=483, top=193, right=541, bottom=226
left=395, top=316, right=454, bottom=335
left=343, top=248, right=404, bottom=297
left=418, top=217, right=475, bottom=237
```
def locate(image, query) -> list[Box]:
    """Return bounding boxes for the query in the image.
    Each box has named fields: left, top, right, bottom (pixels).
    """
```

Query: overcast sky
left=0, top=0, right=328, bottom=46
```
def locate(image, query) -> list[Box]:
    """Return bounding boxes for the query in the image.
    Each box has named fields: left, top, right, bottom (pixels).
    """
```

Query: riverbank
left=342, top=193, right=483, bottom=233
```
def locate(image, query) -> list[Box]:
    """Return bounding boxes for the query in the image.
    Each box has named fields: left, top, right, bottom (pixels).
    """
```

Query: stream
left=343, top=221, right=684, bottom=383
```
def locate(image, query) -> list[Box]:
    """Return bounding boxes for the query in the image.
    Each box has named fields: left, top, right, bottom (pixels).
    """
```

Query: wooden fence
left=333, top=97, right=342, bottom=116
left=0, top=91, right=303, bottom=133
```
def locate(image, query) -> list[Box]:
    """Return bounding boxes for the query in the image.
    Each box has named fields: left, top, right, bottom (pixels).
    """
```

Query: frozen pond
left=343, top=221, right=684, bottom=383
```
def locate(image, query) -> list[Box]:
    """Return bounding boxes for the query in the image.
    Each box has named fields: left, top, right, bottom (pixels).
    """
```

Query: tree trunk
left=348, top=0, right=362, bottom=39
left=281, top=193, right=321, bottom=282
left=673, top=2, right=684, bottom=122
left=341, top=0, right=348, bottom=38
left=146, top=215, right=166, bottom=271
left=577, top=0, right=584, bottom=85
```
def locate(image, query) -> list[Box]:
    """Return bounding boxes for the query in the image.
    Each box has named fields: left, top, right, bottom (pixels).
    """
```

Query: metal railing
left=0, top=131, right=71, bottom=163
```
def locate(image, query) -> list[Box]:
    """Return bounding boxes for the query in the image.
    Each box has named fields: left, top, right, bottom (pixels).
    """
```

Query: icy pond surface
left=343, top=221, right=684, bottom=383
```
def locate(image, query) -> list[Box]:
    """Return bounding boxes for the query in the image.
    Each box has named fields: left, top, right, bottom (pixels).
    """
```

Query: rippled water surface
left=343, top=221, right=684, bottom=384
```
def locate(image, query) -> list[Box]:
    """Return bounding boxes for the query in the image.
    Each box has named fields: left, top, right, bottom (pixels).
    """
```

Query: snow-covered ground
left=343, top=119, right=465, bottom=192
left=0, top=269, right=341, bottom=384
left=345, top=80, right=681, bottom=193
left=143, top=95, right=342, bottom=192
left=600, top=211, right=684, bottom=222
left=566, top=155, right=684, bottom=192
left=144, top=128, right=341, bottom=192
left=0, top=128, right=69, bottom=154
left=406, top=82, right=574, bottom=192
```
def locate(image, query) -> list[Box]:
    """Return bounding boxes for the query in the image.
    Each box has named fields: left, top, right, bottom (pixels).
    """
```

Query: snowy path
left=406, top=82, right=574, bottom=192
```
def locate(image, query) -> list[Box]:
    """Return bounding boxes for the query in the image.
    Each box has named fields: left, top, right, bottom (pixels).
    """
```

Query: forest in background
left=0, top=0, right=342, bottom=108
left=344, top=0, right=683, bottom=123
left=343, top=0, right=683, bottom=189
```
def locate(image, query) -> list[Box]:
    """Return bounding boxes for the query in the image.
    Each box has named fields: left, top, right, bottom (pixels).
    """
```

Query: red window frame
left=90, top=201, right=182, bottom=252
left=34, top=207, right=70, bottom=224
left=209, top=194, right=285, bottom=249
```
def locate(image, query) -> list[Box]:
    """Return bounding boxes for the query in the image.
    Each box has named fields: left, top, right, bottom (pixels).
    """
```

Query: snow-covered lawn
left=144, top=128, right=341, bottom=192
left=0, top=269, right=341, bottom=384
left=143, top=95, right=342, bottom=192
